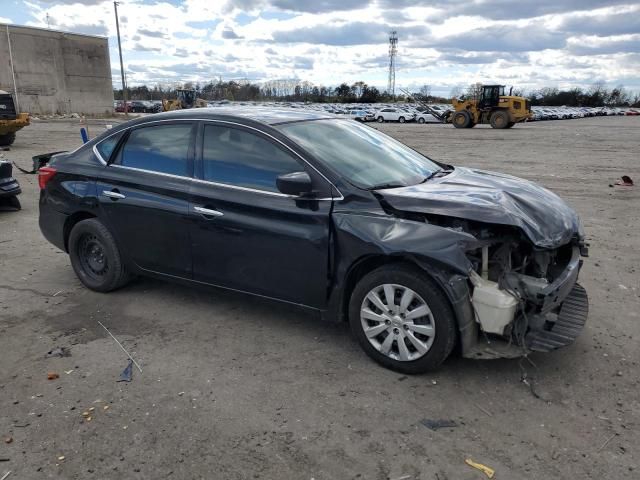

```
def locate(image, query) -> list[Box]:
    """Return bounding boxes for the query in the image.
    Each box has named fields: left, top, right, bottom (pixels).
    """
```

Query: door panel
left=189, top=121, right=333, bottom=308
left=189, top=182, right=332, bottom=308
left=98, top=167, right=192, bottom=277
left=96, top=121, right=195, bottom=278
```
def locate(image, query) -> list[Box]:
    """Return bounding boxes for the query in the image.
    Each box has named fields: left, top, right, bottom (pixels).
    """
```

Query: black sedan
left=38, top=108, right=589, bottom=373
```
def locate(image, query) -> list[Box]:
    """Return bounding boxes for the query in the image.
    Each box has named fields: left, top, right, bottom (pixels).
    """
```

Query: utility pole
left=113, top=1, right=128, bottom=115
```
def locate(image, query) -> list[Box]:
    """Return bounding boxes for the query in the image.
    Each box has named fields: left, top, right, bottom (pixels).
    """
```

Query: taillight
left=38, top=166, right=57, bottom=190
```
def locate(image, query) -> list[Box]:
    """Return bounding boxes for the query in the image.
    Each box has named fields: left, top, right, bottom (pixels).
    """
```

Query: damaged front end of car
left=444, top=216, right=588, bottom=358
left=372, top=167, right=590, bottom=359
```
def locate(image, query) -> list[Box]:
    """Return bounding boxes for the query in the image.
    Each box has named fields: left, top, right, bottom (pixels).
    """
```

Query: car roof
left=131, top=107, right=336, bottom=126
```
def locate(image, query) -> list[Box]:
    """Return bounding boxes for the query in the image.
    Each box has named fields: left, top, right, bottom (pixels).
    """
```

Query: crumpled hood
left=376, top=167, right=580, bottom=248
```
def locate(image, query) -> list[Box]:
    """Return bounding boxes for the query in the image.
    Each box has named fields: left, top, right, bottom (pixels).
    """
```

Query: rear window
left=116, top=123, right=193, bottom=177
left=96, top=131, right=124, bottom=162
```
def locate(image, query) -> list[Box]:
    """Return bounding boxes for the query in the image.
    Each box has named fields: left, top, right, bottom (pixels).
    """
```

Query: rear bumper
left=39, top=198, right=68, bottom=252
left=0, top=176, right=21, bottom=197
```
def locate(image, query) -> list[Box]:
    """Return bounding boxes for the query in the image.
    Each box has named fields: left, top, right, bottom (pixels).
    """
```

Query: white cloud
left=9, top=0, right=640, bottom=93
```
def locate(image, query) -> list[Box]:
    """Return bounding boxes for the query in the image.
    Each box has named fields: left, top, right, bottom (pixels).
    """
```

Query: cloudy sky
left=2, top=0, right=639, bottom=95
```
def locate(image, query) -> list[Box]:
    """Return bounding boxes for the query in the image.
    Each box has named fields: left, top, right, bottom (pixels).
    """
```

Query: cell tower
left=387, top=30, right=398, bottom=98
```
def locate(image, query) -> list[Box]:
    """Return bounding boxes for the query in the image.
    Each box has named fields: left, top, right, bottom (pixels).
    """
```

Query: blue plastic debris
left=118, top=359, right=133, bottom=382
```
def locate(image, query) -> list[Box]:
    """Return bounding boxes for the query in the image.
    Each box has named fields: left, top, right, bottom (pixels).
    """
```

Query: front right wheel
left=349, top=265, right=457, bottom=374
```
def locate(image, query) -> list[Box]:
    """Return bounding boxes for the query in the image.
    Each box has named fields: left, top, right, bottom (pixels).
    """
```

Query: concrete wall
left=0, top=24, right=113, bottom=115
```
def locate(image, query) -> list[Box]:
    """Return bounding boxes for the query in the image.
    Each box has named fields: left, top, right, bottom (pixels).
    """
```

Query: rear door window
left=96, top=131, right=124, bottom=162
left=115, top=123, right=194, bottom=177
left=201, top=124, right=302, bottom=193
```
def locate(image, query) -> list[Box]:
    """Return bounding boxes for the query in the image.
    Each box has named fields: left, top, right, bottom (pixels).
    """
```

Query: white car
left=415, top=112, right=440, bottom=124
left=374, top=108, right=414, bottom=123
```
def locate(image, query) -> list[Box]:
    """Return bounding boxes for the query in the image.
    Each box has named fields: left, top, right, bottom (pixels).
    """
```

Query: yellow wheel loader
left=447, top=85, right=532, bottom=129
left=162, top=89, right=208, bottom=111
left=0, top=90, right=29, bottom=146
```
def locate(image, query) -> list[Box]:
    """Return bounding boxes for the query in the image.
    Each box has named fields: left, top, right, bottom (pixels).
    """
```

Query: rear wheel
left=349, top=264, right=457, bottom=374
left=377, top=116, right=384, bottom=123
left=490, top=110, right=510, bottom=129
left=68, top=219, right=131, bottom=292
left=505, top=121, right=515, bottom=128
left=398, top=116, right=405, bottom=123
left=453, top=111, right=471, bottom=128
left=0, top=132, right=16, bottom=146
left=417, top=117, right=425, bottom=124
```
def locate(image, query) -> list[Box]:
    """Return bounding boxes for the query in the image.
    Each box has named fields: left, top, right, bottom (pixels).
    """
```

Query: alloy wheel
left=360, top=284, right=435, bottom=362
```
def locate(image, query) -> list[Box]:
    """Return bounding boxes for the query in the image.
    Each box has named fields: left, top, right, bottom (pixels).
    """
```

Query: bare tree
left=419, top=84, right=431, bottom=100
left=449, top=86, right=463, bottom=99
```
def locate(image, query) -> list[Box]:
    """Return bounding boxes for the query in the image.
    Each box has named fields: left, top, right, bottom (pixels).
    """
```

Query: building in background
left=0, top=24, right=113, bottom=115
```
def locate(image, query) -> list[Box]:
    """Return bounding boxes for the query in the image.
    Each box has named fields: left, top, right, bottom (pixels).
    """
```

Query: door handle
left=194, top=206, right=224, bottom=217
left=103, top=190, right=126, bottom=200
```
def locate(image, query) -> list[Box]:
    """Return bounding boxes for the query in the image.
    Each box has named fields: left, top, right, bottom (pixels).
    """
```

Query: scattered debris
left=465, top=458, right=495, bottom=479
left=1, top=470, right=11, bottom=480
left=420, top=419, right=457, bottom=431
left=64, top=370, right=74, bottom=375
left=118, top=359, right=133, bottom=383
left=46, top=347, right=70, bottom=358
left=474, top=403, right=493, bottom=417
left=12, top=424, right=29, bottom=428
left=3, top=437, right=12, bottom=444
left=47, top=372, right=59, bottom=380
left=615, top=175, right=634, bottom=186
left=178, top=392, right=185, bottom=396
left=597, top=432, right=618, bottom=452
left=103, top=405, right=110, bottom=411
left=98, top=321, right=143, bottom=373
left=0, top=459, right=9, bottom=463
left=52, top=291, right=63, bottom=297
left=82, top=411, right=90, bottom=418
left=57, top=456, right=65, bottom=461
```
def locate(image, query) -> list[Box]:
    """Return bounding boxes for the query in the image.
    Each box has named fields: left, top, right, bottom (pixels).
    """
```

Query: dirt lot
left=1, top=116, right=638, bottom=479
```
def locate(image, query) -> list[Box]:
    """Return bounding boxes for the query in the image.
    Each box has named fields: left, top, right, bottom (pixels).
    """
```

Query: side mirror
left=276, top=171, right=313, bottom=196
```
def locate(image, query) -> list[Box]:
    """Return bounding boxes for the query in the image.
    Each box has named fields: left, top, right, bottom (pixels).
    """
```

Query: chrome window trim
left=93, top=128, right=128, bottom=165
left=93, top=117, right=344, bottom=201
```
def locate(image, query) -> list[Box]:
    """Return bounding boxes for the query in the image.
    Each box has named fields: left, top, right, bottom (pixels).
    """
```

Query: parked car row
left=530, top=106, right=640, bottom=120
left=114, top=100, right=162, bottom=113
left=116, top=99, right=640, bottom=124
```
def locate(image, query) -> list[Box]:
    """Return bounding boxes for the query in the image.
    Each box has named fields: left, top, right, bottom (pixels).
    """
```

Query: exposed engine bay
left=432, top=215, right=588, bottom=355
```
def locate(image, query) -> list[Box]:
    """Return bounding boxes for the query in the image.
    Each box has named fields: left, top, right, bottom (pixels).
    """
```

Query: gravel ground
left=1, top=116, right=638, bottom=480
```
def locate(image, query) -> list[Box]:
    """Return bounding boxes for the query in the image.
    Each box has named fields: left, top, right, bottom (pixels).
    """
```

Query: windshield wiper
left=367, top=182, right=407, bottom=191
left=421, top=169, right=453, bottom=183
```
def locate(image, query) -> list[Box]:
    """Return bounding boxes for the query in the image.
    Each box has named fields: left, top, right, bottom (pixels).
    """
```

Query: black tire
left=68, top=218, right=130, bottom=292
left=398, top=116, right=405, bottom=123
left=0, top=195, right=21, bottom=210
left=348, top=264, right=457, bottom=374
left=0, top=132, right=16, bottom=146
left=452, top=111, right=471, bottom=128
left=505, top=121, right=515, bottom=128
left=490, top=110, right=510, bottom=129
left=377, top=116, right=384, bottom=123
left=417, top=117, right=425, bottom=124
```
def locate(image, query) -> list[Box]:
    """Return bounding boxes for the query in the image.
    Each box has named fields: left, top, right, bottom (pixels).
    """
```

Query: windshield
left=277, top=119, right=441, bottom=189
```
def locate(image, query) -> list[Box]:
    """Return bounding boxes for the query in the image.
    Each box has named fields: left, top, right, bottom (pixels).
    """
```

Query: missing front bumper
left=526, top=283, right=588, bottom=352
